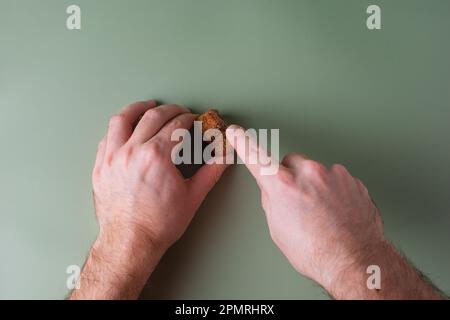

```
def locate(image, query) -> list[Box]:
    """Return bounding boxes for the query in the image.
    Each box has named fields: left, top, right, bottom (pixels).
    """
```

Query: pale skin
left=70, top=101, right=445, bottom=300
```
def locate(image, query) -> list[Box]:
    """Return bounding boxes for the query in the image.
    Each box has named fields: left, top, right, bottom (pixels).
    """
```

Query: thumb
left=187, top=162, right=228, bottom=205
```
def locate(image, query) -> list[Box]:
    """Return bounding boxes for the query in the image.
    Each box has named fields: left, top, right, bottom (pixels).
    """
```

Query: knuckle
left=331, top=163, right=348, bottom=175
left=97, top=138, right=106, bottom=151
left=109, top=113, right=126, bottom=128
left=169, top=118, right=183, bottom=129
left=104, top=152, right=115, bottom=167
left=283, top=152, right=300, bottom=162
left=145, top=141, right=163, bottom=160
left=144, top=108, right=164, bottom=121
left=276, top=169, right=297, bottom=188
left=92, top=166, right=102, bottom=178
left=121, top=144, right=134, bottom=163
left=269, top=228, right=281, bottom=246
left=301, top=160, right=326, bottom=179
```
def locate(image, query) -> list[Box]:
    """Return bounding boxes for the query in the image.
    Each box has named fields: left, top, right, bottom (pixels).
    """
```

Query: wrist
left=71, top=224, right=166, bottom=299
left=94, top=223, right=167, bottom=273
left=319, top=239, right=390, bottom=299
left=320, top=239, right=444, bottom=300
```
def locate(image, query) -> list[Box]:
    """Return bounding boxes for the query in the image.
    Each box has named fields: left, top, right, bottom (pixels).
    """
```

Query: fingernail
left=226, top=125, right=242, bottom=138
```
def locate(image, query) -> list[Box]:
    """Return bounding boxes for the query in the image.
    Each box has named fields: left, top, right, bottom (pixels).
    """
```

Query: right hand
left=225, top=125, right=385, bottom=290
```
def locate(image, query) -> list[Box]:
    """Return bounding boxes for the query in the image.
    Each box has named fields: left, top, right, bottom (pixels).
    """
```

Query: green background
left=1, top=0, right=449, bottom=299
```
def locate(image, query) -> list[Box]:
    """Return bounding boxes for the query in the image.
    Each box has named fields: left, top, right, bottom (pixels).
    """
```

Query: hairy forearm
left=325, top=240, right=446, bottom=300
left=69, top=227, right=166, bottom=300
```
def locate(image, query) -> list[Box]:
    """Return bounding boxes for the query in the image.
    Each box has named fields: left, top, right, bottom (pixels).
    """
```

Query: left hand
left=71, top=100, right=227, bottom=299
left=92, top=100, right=227, bottom=253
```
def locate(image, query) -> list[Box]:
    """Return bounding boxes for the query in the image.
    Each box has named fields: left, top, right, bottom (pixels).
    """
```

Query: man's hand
left=226, top=125, right=445, bottom=299
left=70, top=101, right=227, bottom=299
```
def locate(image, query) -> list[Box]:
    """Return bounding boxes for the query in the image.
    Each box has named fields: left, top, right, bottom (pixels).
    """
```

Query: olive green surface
left=1, top=0, right=449, bottom=299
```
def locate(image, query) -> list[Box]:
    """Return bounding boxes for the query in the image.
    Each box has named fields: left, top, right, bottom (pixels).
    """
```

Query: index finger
left=105, top=100, right=157, bottom=154
left=225, top=125, right=281, bottom=187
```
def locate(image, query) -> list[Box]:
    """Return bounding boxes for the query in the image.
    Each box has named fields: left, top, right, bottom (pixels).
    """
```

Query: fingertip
left=147, top=99, right=158, bottom=107
left=227, top=124, right=243, bottom=131
left=225, top=124, right=244, bottom=141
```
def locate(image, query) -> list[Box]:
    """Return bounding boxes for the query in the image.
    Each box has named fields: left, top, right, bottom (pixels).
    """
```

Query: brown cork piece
left=196, top=109, right=228, bottom=155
